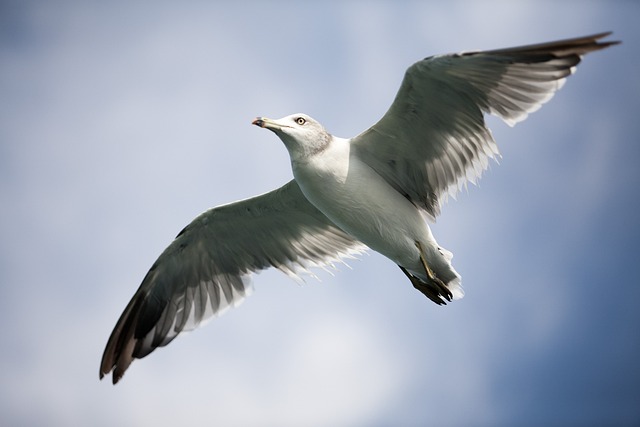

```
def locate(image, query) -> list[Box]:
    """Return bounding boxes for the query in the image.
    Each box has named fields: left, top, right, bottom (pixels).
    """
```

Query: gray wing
left=351, top=32, right=618, bottom=220
left=100, top=180, right=363, bottom=384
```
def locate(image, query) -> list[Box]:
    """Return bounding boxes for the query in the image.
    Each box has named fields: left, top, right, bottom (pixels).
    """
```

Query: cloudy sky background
left=1, top=1, right=638, bottom=426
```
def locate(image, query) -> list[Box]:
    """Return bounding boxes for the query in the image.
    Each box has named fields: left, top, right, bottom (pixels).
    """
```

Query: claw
left=399, top=265, right=447, bottom=305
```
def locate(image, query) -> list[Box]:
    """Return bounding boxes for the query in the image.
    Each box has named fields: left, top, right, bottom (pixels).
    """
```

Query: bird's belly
left=294, top=156, right=431, bottom=270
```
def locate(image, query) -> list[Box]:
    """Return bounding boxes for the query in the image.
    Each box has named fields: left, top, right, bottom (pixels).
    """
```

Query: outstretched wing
left=351, top=32, right=618, bottom=220
left=100, top=180, right=364, bottom=383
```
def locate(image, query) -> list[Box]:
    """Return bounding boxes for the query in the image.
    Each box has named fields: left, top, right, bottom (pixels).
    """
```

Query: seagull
left=100, top=32, right=618, bottom=384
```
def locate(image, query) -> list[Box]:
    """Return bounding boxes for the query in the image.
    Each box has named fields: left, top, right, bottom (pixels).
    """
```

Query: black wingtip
left=99, top=290, right=148, bottom=385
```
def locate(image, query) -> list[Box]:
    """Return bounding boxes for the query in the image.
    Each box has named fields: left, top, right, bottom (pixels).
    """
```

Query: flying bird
left=100, top=32, right=618, bottom=384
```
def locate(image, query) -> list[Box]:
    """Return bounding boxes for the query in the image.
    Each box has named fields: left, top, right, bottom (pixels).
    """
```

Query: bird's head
left=252, top=113, right=331, bottom=161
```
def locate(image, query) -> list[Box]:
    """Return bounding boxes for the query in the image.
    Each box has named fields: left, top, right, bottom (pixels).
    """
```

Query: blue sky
left=1, top=1, right=639, bottom=426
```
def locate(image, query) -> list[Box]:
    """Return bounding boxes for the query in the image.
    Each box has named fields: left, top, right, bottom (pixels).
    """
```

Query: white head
left=252, top=113, right=332, bottom=161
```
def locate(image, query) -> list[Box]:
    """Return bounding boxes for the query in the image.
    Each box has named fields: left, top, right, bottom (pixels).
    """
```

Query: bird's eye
left=295, top=117, right=306, bottom=125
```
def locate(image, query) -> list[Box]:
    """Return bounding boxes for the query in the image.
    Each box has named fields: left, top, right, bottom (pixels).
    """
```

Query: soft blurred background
left=1, top=1, right=638, bottom=426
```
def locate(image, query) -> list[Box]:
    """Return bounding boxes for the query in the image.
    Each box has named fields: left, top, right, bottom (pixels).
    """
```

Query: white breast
left=292, top=137, right=434, bottom=269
